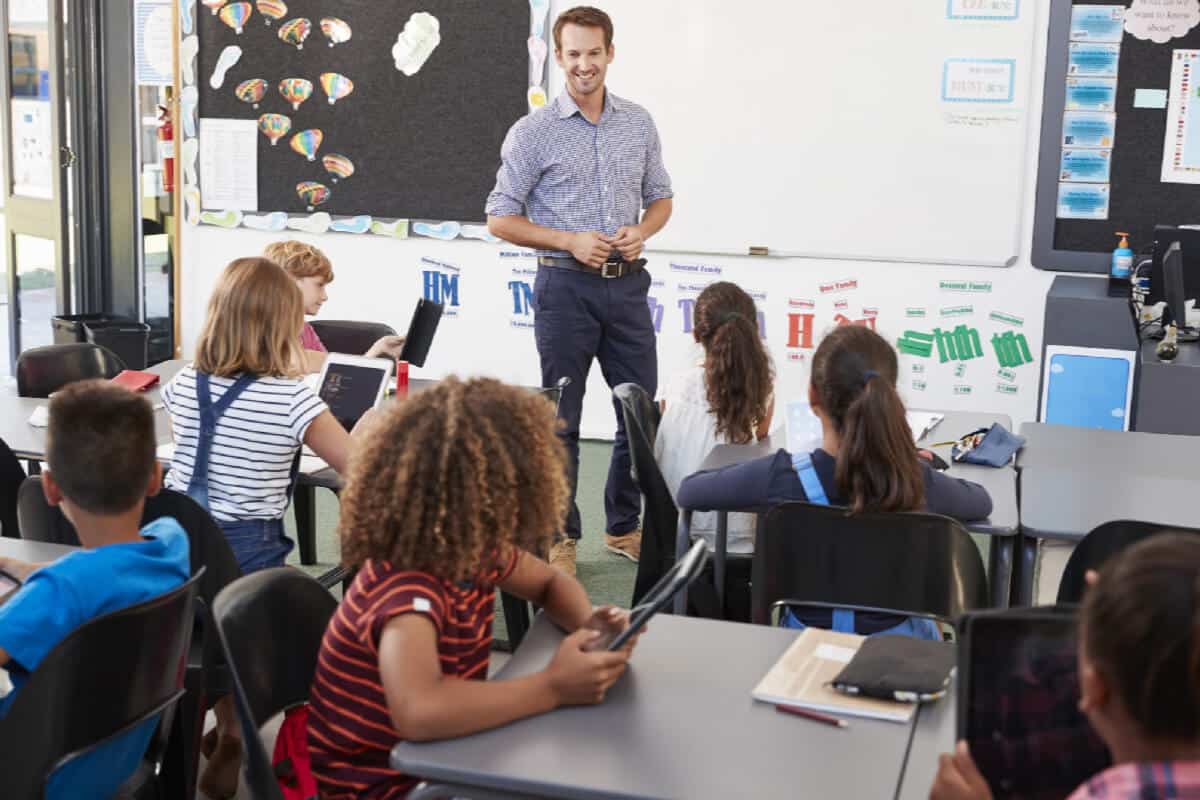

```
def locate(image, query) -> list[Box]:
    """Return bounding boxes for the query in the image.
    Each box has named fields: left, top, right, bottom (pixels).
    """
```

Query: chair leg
left=162, top=683, right=206, bottom=800
left=294, top=484, right=317, bottom=565
left=500, top=591, right=531, bottom=650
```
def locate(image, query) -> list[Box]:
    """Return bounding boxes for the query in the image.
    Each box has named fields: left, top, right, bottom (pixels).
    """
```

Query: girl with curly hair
left=308, top=377, right=637, bottom=799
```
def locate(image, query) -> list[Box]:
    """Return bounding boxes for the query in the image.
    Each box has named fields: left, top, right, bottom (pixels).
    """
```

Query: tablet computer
left=596, top=540, right=708, bottom=652
left=315, top=352, right=391, bottom=432
left=959, top=606, right=1110, bottom=800
left=398, top=299, right=444, bottom=368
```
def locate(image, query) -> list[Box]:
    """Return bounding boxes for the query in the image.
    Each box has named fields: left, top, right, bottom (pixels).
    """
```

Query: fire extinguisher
left=157, top=105, right=175, bottom=194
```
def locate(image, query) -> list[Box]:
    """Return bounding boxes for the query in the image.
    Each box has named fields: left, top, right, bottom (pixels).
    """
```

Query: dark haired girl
left=656, top=282, right=774, bottom=554
left=932, top=532, right=1200, bottom=799
left=677, top=325, right=991, bottom=633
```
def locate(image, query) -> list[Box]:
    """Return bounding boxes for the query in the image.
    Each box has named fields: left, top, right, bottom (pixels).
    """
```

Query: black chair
left=214, top=568, right=338, bottom=800
left=16, top=478, right=242, bottom=799
left=16, top=342, right=126, bottom=398
left=751, top=502, right=990, bottom=627
left=308, top=319, right=398, bottom=357
left=0, top=438, right=25, bottom=538
left=1056, top=520, right=1200, bottom=603
left=0, top=570, right=202, bottom=799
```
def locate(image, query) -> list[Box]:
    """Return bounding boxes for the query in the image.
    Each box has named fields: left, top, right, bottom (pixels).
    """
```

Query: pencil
left=775, top=704, right=849, bottom=728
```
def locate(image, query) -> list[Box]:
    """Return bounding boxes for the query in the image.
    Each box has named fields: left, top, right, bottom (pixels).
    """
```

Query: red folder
left=111, top=370, right=160, bottom=392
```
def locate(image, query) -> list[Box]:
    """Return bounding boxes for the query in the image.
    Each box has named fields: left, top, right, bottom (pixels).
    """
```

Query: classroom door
left=0, top=0, right=71, bottom=372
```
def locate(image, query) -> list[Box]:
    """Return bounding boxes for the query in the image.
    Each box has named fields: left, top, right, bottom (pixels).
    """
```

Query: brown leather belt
left=537, top=256, right=646, bottom=279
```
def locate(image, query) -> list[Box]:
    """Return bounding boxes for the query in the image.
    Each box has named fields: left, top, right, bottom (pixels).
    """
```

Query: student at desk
left=677, top=326, right=991, bottom=635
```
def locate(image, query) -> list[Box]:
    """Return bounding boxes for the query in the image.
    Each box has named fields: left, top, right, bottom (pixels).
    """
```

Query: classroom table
left=1013, top=422, right=1200, bottom=604
left=0, top=537, right=78, bottom=563
left=897, top=681, right=956, bottom=800
left=392, top=614, right=919, bottom=800
left=676, top=410, right=1020, bottom=612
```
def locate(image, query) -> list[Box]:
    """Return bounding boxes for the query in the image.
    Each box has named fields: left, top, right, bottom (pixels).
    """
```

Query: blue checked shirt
left=486, top=90, right=673, bottom=257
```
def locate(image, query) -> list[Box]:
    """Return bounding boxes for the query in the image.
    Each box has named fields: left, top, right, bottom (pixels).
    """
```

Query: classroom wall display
left=1033, top=0, right=1200, bottom=272
left=177, top=0, right=548, bottom=240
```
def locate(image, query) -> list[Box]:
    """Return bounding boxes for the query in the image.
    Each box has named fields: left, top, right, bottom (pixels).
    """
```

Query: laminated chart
left=1162, top=50, right=1200, bottom=185
left=898, top=326, right=983, bottom=362
left=992, top=331, right=1034, bottom=367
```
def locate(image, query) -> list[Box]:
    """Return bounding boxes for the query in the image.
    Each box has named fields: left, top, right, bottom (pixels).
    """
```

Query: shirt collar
left=556, top=89, right=621, bottom=119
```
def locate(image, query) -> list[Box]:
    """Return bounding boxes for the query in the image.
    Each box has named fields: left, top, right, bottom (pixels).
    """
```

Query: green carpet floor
left=283, top=441, right=638, bottom=638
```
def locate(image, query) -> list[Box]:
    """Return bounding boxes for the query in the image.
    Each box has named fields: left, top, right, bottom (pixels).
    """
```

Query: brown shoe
left=605, top=530, right=641, bottom=562
left=549, top=538, right=577, bottom=577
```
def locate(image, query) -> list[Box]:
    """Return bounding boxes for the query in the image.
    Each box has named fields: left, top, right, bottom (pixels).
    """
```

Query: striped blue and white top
left=161, top=366, right=325, bottom=523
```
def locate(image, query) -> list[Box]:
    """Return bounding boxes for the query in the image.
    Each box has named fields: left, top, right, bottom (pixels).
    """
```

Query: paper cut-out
left=180, top=86, right=199, bottom=137
left=287, top=212, right=332, bottom=234
left=181, top=35, right=199, bottom=84
left=278, top=78, right=313, bottom=110
left=278, top=17, right=311, bottom=49
left=219, top=2, right=252, bottom=34
left=210, top=46, right=242, bottom=89
left=393, top=13, right=441, bottom=76
left=200, top=210, right=243, bottom=228
left=203, top=0, right=226, bottom=15
left=244, top=211, right=288, bottom=231
left=185, top=187, right=201, bottom=225
left=235, top=78, right=267, bottom=108
left=257, top=113, right=291, bottom=146
left=528, top=36, right=547, bottom=81
left=322, top=153, right=354, bottom=183
left=182, top=138, right=199, bottom=185
left=256, top=0, right=286, bottom=26
left=290, top=129, right=323, bottom=161
left=371, top=219, right=409, bottom=238
left=321, top=17, right=351, bottom=47
left=180, top=0, right=197, bottom=35
left=461, top=224, right=500, bottom=242
left=413, top=221, right=462, bottom=240
left=330, top=215, right=373, bottom=234
left=296, top=181, right=331, bottom=211
left=320, top=73, right=354, bottom=105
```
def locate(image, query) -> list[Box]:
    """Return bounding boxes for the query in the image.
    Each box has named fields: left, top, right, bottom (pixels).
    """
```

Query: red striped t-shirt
left=307, top=555, right=516, bottom=799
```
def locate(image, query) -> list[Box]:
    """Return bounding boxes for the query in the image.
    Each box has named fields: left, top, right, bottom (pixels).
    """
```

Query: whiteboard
left=573, top=0, right=1038, bottom=266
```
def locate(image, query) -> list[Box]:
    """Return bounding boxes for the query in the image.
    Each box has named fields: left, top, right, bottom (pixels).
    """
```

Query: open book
left=752, top=628, right=915, bottom=723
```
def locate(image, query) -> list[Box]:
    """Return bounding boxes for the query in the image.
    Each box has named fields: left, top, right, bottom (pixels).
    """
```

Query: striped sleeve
left=287, top=382, right=327, bottom=443
left=364, top=572, right=447, bottom=656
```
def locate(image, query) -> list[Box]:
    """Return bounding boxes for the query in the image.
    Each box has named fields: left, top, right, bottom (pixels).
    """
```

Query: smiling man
left=486, top=6, right=674, bottom=576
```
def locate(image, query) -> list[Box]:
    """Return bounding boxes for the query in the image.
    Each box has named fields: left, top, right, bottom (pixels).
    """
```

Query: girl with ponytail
left=932, top=532, right=1200, bottom=800
left=677, top=324, right=991, bottom=631
left=655, top=282, right=774, bottom=554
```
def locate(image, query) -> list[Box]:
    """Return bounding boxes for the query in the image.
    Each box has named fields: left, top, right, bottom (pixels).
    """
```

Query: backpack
left=272, top=704, right=318, bottom=800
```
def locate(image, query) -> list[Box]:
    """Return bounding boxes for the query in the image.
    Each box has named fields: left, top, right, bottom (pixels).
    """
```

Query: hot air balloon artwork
left=278, top=78, right=313, bottom=111
left=218, top=2, right=252, bottom=34
left=319, top=73, right=354, bottom=105
left=322, top=154, right=355, bottom=183
left=290, top=129, right=324, bottom=161
left=256, top=0, right=286, bottom=25
left=202, top=0, right=226, bottom=15
left=257, top=113, right=291, bottom=146
left=278, top=18, right=311, bottom=50
left=296, top=181, right=331, bottom=211
left=235, top=79, right=268, bottom=109
left=321, top=17, right=352, bottom=47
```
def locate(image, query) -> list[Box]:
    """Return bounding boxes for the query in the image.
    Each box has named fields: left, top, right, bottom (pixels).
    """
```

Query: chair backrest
left=751, top=502, right=989, bottom=626
left=613, top=383, right=678, bottom=605
left=17, top=479, right=241, bottom=608
left=214, top=568, right=338, bottom=800
left=308, top=320, right=397, bottom=357
left=1056, top=519, right=1200, bottom=603
left=15, top=343, right=126, bottom=398
left=0, top=438, right=25, bottom=539
left=0, top=570, right=202, bottom=799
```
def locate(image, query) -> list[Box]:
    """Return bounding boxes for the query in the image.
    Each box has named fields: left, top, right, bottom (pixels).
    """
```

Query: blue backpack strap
left=790, top=452, right=830, bottom=506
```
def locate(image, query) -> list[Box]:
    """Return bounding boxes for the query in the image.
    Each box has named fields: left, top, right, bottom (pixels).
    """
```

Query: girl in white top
left=654, top=281, right=774, bottom=553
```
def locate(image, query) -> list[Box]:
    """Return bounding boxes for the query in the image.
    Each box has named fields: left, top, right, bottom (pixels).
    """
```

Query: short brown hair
left=338, top=377, right=569, bottom=582
left=553, top=6, right=613, bottom=50
left=194, top=257, right=306, bottom=378
left=47, top=380, right=156, bottom=515
left=263, top=240, right=334, bottom=283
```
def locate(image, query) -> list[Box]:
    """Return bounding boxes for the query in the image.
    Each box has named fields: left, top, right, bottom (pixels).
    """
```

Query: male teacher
left=486, top=6, right=673, bottom=576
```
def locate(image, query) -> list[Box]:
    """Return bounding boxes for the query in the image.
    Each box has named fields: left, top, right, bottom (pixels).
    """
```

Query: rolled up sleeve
left=485, top=119, right=539, bottom=218
left=641, top=119, right=673, bottom=208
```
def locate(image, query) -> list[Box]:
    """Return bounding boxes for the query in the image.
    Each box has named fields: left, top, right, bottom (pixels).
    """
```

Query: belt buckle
left=600, top=259, right=622, bottom=279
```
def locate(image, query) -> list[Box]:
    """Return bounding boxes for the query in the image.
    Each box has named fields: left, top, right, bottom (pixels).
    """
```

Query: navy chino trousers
left=533, top=264, right=657, bottom=540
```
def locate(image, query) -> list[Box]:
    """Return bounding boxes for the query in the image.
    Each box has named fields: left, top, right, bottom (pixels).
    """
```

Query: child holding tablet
left=931, top=532, right=1200, bottom=800
left=308, top=377, right=638, bottom=799
left=263, top=240, right=405, bottom=372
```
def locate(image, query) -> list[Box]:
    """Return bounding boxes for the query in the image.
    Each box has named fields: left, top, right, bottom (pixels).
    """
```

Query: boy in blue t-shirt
left=0, top=380, right=190, bottom=799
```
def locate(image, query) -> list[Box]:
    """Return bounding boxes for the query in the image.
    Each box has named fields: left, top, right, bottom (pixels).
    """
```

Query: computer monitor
left=1149, top=225, right=1200, bottom=307
left=1162, top=242, right=1200, bottom=342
